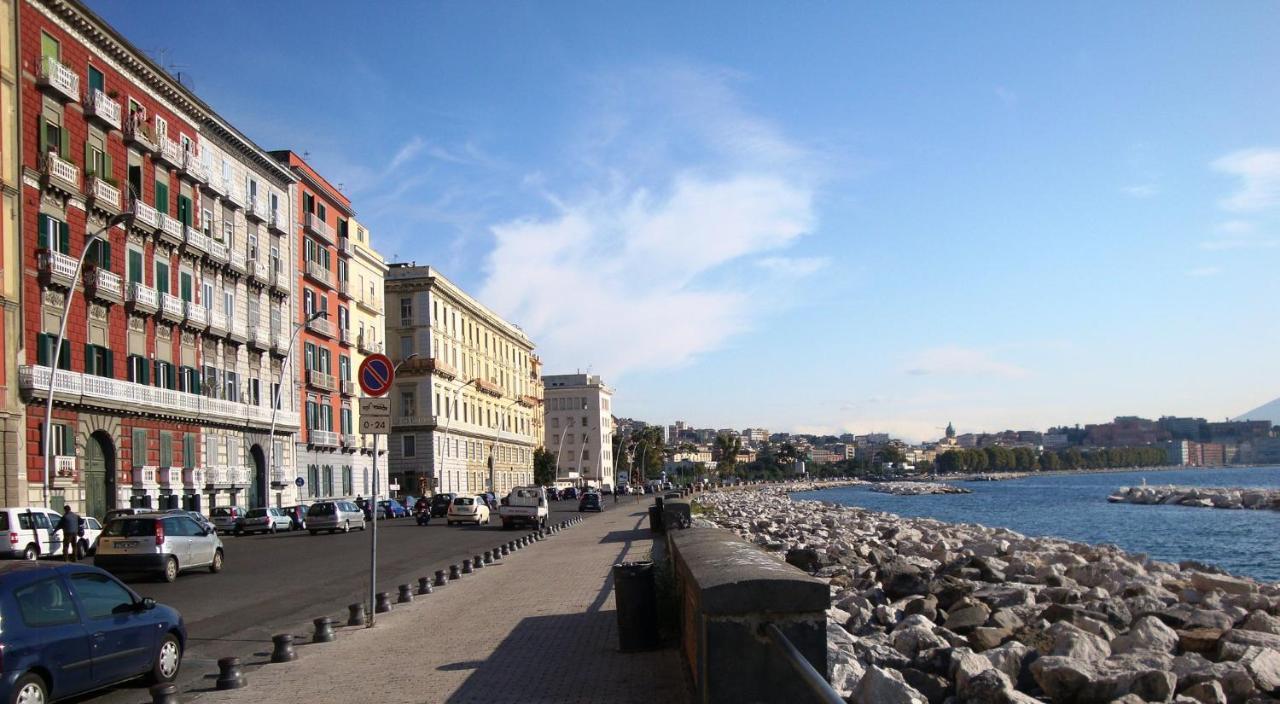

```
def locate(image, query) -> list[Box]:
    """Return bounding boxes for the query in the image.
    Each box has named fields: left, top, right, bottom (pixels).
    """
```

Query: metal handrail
left=760, top=623, right=844, bottom=704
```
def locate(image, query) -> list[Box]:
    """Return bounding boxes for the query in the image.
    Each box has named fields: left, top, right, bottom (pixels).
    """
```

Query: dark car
left=578, top=492, right=602, bottom=512
left=378, top=499, right=408, bottom=519
left=283, top=504, right=309, bottom=530
left=545, top=487, right=560, bottom=501
left=561, top=487, right=578, bottom=501
left=429, top=493, right=456, bottom=518
left=413, top=499, right=433, bottom=525
left=0, top=562, right=186, bottom=703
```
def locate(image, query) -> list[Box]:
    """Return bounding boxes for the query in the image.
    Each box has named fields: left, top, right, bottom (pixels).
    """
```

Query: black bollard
left=398, top=584, right=413, bottom=604
left=271, top=634, right=297, bottom=663
left=491, top=547, right=502, bottom=562
left=150, top=683, right=179, bottom=704
left=435, top=569, right=448, bottom=586
left=483, top=550, right=493, bottom=565
left=449, top=564, right=461, bottom=580
left=472, top=554, right=484, bottom=569
left=417, top=576, right=433, bottom=595
left=462, top=559, right=473, bottom=574
left=348, top=602, right=366, bottom=627
left=375, top=592, right=392, bottom=613
left=500, top=544, right=509, bottom=556
left=216, top=657, right=247, bottom=690
left=312, top=617, right=335, bottom=643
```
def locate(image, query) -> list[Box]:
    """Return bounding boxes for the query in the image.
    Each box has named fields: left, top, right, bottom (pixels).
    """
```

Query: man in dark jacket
left=56, top=505, right=81, bottom=561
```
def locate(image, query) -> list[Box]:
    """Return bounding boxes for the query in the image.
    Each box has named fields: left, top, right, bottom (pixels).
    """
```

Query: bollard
left=483, top=550, right=493, bottom=565
left=216, top=657, right=247, bottom=690
left=398, top=584, right=414, bottom=604
left=150, top=683, right=179, bottom=704
left=473, top=554, right=485, bottom=570
left=449, top=564, right=461, bottom=580
left=462, top=559, right=473, bottom=574
left=561, top=520, right=568, bottom=529
left=417, top=576, right=433, bottom=595
left=500, top=544, right=510, bottom=556
left=375, top=592, right=392, bottom=613
left=492, top=547, right=502, bottom=562
left=348, top=602, right=366, bottom=627
left=312, top=617, right=335, bottom=643
left=271, top=634, right=297, bottom=663
left=435, top=569, right=448, bottom=586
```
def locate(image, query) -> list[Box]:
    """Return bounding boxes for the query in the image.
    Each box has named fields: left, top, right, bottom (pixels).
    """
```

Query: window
left=39, top=105, right=67, bottom=160
left=179, top=271, right=193, bottom=303
left=176, top=365, right=199, bottom=394
left=400, top=335, right=413, bottom=356
left=36, top=214, right=69, bottom=255
left=224, top=371, right=239, bottom=402
left=40, top=422, right=70, bottom=456
left=85, top=344, right=112, bottom=378
left=400, top=297, right=412, bottom=322
left=342, top=467, right=353, bottom=496
left=308, top=465, right=320, bottom=498
left=85, top=131, right=109, bottom=180
left=202, top=282, right=214, bottom=310
left=155, top=260, right=170, bottom=295
left=35, top=333, right=70, bottom=370
left=323, top=466, right=334, bottom=496
left=223, top=291, right=235, bottom=318
left=154, top=169, right=169, bottom=215
left=248, top=233, right=258, bottom=261
left=183, top=434, right=195, bottom=469
left=177, top=195, right=192, bottom=226
left=403, top=435, right=416, bottom=457
left=14, top=578, right=79, bottom=628
left=127, top=354, right=149, bottom=384
left=132, top=428, right=148, bottom=468
left=341, top=406, right=352, bottom=434
left=303, top=290, right=314, bottom=317
left=401, top=391, right=415, bottom=416
left=154, top=360, right=174, bottom=390
left=159, top=433, right=172, bottom=467
left=128, top=248, right=144, bottom=285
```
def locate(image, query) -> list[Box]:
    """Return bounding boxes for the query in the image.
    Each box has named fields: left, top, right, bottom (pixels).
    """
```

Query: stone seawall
left=870, top=482, right=973, bottom=496
left=1109, top=485, right=1280, bottom=512
left=697, top=487, right=1280, bottom=703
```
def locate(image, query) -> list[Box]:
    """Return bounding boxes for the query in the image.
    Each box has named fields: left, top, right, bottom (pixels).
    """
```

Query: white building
left=543, top=374, right=614, bottom=489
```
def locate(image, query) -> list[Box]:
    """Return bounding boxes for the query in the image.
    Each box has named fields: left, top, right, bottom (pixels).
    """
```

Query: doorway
left=84, top=431, right=117, bottom=519
left=249, top=444, right=266, bottom=508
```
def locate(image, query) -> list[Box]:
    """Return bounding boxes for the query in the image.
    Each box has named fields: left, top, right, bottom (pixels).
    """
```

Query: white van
left=0, top=506, right=66, bottom=560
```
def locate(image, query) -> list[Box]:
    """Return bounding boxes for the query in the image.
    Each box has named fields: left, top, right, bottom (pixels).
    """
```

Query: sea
left=791, top=466, right=1280, bottom=583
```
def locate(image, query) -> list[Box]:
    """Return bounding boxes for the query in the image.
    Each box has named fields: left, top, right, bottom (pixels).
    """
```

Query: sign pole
left=369, top=430, right=378, bottom=627
left=355, top=352, right=395, bottom=629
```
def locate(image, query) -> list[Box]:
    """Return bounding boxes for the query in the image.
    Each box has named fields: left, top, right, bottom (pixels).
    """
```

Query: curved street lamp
left=42, top=211, right=132, bottom=509
left=266, top=309, right=327, bottom=507
left=438, top=376, right=479, bottom=495
left=486, top=397, right=522, bottom=494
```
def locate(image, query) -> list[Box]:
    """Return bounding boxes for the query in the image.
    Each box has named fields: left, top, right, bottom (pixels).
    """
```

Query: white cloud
left=1212, top=148, right=1280, bottom=212
left=1200, top=220, right=1279, bottom=250
left=755, top=256, right=829, bottom=277
left=1122, top=184, right=1158, bottom=198
left=1187, top=266, right=1222, bottom=278
left=387, top=136, right=426, bottom=172
left=903, top=345, right=1029, bottom=379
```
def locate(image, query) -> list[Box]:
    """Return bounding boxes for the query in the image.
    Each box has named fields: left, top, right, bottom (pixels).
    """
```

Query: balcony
left=203, top=172, right=227, bottom=198
left=126, top=282, right=159, bottom=314
left=38, top=250, right=77, bottom=288
left=124, top=117, right=159, bottom=154
left=338, top=237, right=354, bottom=257
left=228, top=320, right=248, bottom=344
left=340, top=379, right=355, bottom=396
left=181, top=152, right=207, bottom=183
left=84, top=89, right=122, bottom=131
left=306, top=315, right=333, bottom=338
left=207, top=239, right=228, bottom=264
left=305, top=261, right=332, bottom=287
left=310, top=430, right=339, bottom=448
left=86, top=176, right=122, bottom=216
left=269, top=209, right=288, bottom=234
left=475, top=378, right=503, bottom=398
left=40, top=152, right=79, bottom=194
left=133, top=466, right=158, bottom=488
left=37, top=56, right=79, bottom=102
left=84, top=267, right=123, bottom=304
left=307, top=369, right=336, bottom=392
left=394, top=415, right=438, bottom=428
left=183, top=225, right=209, bottom=255
left=228, top=467, right=252, bottom=486
left=183, top=302, right=208, bottom=330
left=183, top=467, right=204, bottom=488
left=129, top=200, right=160, bottom=234
left=225, top=185, right=245, bottom=210
left=356, top=334, right=382, bottom=355
left=228, top=250, right=247, bottom=275
left=159, top=293, right=185, bottom=322
left=270, top=268, right=290, bottom=295
left=518, top=394, right=541, bottom=408
left=246, top=195, right=267, bottom=222
left=248, top=325, right=269, bottom=350
left=356, top=296, right=382, bottom=316
left=272, top=332, right=290, bottom=356
left=158, top=467, right=182, bottom=487
left=249, top=259, right=270, bottom=284
left=341, top=433, right=359, bottom=448
left=337, top=278, right=350, bottom=298
left=338, top=327, right=352, bottom=346
left=304, top=212, right=332, bottom=242
left=50, top=456, right=77, bottom=485
left=400, top=356, right=457, bottom=380
left=157, top=214, right=184, bottom=247
left=157, top=137, right=184, bottom=169
left=208, top=309, right=228, bottom=335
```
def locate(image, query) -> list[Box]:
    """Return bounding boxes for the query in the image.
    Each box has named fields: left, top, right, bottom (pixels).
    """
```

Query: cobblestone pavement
left=189, top=499, right=693, bottom=704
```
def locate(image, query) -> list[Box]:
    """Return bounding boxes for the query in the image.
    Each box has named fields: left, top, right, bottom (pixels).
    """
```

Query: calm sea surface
left=792, top=467, right=1280, bottom=583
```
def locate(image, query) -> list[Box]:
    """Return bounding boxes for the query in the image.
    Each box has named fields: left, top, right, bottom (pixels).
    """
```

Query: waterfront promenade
left=188, top=501, right=693, bottom=704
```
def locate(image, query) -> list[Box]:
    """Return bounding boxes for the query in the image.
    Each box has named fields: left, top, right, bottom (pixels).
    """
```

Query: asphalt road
left=73, top=496, right=639, bottom=703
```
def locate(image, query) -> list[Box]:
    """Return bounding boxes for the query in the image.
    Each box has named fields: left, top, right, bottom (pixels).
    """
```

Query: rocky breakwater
left=1109, top=485, right=1280, bottom=512
left=871, top=482, right=974, bottom=496
left=697, top=488, right=1280, bottom=704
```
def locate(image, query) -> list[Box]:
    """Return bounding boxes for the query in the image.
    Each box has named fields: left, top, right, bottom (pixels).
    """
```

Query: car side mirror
left=140, top=597, right=157, bottom=611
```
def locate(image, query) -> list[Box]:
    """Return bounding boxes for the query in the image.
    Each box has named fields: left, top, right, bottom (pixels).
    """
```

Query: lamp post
left=42, top=211, right=131, bottom=509
left=438, top=376, right=479, bottom=495
left=267, top=310, right=327, bottom=508
left=487, top=397, right=521, bottom=495
left=553, top=398, right=588, bottom=488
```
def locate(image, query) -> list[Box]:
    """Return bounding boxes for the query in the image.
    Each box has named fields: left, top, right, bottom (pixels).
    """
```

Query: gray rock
left=1112, top=615, right=1181, bottom=654
left=1181, top=679, right=1228, bottom=704
left=900, top=667, right=950, bottom=704
left=946, top=603, right=993, bottom=632
left=1178, top=627, right=1225, bottom=655
left=990, top=608, right=1024, bottom=631
left=893, top=625, right=950, bottom=658
left=1047, top=621, right=1112, bottom=663
left=851, top=665, right=929, bottom=704
left=982, top=640, right=1033, bottom=688
left=1029, top=655, right=1093, bottom=702
left=1191, top=572, right=1258, bottom=596
left=1239, top=646, right=1280, bottom=694
left=1241, top=610, right=1280, bottom=637
left=971, top=627, right=1012, bottom=652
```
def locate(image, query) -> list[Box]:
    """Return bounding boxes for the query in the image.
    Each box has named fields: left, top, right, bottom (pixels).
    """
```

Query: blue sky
left=89, top=2, right=1280, bottom=440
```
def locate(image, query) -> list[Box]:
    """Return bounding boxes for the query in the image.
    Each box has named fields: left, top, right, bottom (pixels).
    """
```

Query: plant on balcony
left=84, top=171, right=120, bottom=187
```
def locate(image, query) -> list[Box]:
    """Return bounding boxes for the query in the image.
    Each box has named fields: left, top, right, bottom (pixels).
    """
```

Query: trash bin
left=613, top=561, right=659, bottom=651
left=648, top=504, right=664, bottom=533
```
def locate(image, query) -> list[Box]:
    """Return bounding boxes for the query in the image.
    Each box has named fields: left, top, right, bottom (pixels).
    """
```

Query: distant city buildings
left=543, top=373, right=614, bottom=489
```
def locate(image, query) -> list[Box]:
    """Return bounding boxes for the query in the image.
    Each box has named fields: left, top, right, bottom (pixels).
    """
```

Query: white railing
left=183, top=152, right=207, bottom=182
left=305, top=212, right=332, bottom=241
left=183, top=467, right=204, bottom=487
left=270, top=209, right=287, bottom=231
left=39, top=250, right=77, bottom=283
left=135, top=466, right=158, bottom=486
left=341, top=433, right=358, bottom=447
left=274, top=333, right=291, bottom=353
left=208, top=309, right=228, bottom=332
left=339, top=327, right=352, bottom=345
left=229, top=467, right=251, bottom=485
left=42, top=152, right=79, bottom=188
left=230, top=321, right=247, bottom=341
left=159, top=214, right=183, bottom=242
left=306, top=315, right=333, bottom=337
left=204, top=466, right=227, bottom=485
left=160, top=293, right=185, bottom=319
left=247, top=195, right=267, bottom=221
left=159, top=138, right=183, bottom=167
left=208, top=240, right=228, bottom=263
left=306, top=261, right=332, bottom=287
left=310, top=430, right=339, bottom=447
left=396, top=415, right=438, bottom=426
left=127, top=282, right=159, bottom=309
left=39, top=56, right=79, bottom=102
left=88, top=177, right=121, bottom=211
left=341, top=379, right=355, bottom=396
left=183, top=226, right=209, bottom=253
left=271, top=268, right=289, bottom=292
left=307, top=369, right=336, bottom=391
left=184, top=302, right=208, bottom=327
left=85, top=89, right=122, bottom=129
left=131, top=200, right=159, bottom=230
left=229, top=250, right=246, bottom=273
left=250, top=325, right=269, bottom=347
left=338, top=279, right=349, bottom=296
left=225, top=185, right=245, bottom=209
left=124, top=116, right=159, bottom=152
left=251, top=260, right=269, bottom=281
left=86, top=267, right=123, bottom=299
left=339, top=238, right=354, bottom=255
left=158, top=467, right=182, bottom=486
left=53, top=455, right=76, bottom=480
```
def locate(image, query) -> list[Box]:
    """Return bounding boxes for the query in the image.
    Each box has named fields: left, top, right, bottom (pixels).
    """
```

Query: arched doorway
left=249, top=444, right=266, bottom=508
left=84, top=432, right=117, bottom=520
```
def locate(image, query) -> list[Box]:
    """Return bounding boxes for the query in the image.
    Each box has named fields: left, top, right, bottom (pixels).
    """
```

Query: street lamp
left=553, top=398, right=588, bottom=487
left=487, top=397, right=521, bottom=495
left=266, top=309, right=327, bottom=508
left=438, top=376, right=479, bottom=495
left=42, top=211, right=131, bottom=509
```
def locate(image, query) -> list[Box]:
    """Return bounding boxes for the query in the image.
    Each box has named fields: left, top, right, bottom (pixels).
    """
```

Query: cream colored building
left=0, top=0, right=22, bottom=503
left=385, top=264, right=539, bottom=497
left=342, top=217, right=386, bottom=487
left=543, top=373, right=614, bottom=489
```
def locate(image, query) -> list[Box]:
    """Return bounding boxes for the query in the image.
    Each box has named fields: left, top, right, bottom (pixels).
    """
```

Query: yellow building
left=0, top=0, right=23, bottom=502
left=341, top=217, right=387, bottom=488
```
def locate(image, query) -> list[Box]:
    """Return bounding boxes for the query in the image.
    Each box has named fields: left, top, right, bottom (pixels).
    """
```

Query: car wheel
left=162, top=556, right=179, bottom=583
left=269, top=523, right=277, bottom=534
left=209, top=549, right=224, bottom=573
left=21, top=544, right=37, bottom=561
left=342, top=521, right=350, bottom=533
left=74, top=540, right=87, bottom=561
left=11, top=672, right=47, bottom=704
left=149, top=633, right=182, bottom=683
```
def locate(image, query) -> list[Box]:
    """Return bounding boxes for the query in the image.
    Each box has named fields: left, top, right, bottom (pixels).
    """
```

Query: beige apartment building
left=342, top=216, right=386, bottom=487
left=543, top=373, right=614, bottom=490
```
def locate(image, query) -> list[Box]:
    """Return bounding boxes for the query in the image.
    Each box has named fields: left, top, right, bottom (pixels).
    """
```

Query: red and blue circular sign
left=358, top=353, right=394, bottom=397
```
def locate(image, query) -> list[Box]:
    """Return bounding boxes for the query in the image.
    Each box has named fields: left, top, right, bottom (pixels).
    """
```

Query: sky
left=87, top=1, right=1280, bottom=441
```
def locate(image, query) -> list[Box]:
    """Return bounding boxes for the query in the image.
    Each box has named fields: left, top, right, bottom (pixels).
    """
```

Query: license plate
left=115, top=540, right=139, bottom=548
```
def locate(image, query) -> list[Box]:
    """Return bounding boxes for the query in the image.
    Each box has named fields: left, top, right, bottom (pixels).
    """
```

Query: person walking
left=56, top=505, right=81, bottom=562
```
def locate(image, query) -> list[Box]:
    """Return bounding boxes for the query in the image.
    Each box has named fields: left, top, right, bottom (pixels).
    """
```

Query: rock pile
left=698, top=488, right=1280, bottom=703
left=871, top=482, right=975, bottom=496
left=1108, top=485, right=1280, bottom=512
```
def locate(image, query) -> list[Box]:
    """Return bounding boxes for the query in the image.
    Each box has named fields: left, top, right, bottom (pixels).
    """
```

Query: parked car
left=498, top=486, right=548, bottom=530
left=561, top=487, right=578, bottom=501
left=95, top=513, right=224, bottom=583
left=77, top=516, right=104, bottom=559
left=305, top=501, right=367, bottom=535
left=104, top=507, right=150, bottom=524
left=401, top=496, right=419, bottom=514
left=378, top=499, right=408, bottom=519
left=446, top=496, right=490, bottom=526
left=0, top=507, right=65, bottom=560
left=413, top=499, right=433, bottom=525
left=579, top=492, right=603, bottom=512
left=209, top=507, right=243, bottom=534
left=429, top=493, right=456, bottom=518
left=545, top=487, right=560, bottom=501
left=283, top=504, right=309, bottom=530
left=235, top=507, right=292, bottom=535
left=163, top=509, right=214, bottom=535
left=0, top=562, right=186, bottom=703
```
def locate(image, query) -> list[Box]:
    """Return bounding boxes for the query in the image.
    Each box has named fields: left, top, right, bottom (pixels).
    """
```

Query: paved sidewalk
left=189, top=500, right=692, bottom=704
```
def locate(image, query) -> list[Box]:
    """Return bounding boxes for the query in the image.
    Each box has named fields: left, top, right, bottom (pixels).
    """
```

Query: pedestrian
left=56, top=505, right=81, bottom=562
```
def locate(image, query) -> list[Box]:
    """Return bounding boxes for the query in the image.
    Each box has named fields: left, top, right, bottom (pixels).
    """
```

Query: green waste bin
left=612, top=561, right=659, bottom=651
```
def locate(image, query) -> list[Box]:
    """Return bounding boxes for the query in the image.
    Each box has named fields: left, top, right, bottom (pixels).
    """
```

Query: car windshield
left=212, top=508, right=235, bottom=517
left=307, top=503, right=335, bottom=516
left=247, top=509, right=268, bottom=518
left=453, top=497, right=473, bottom=506
left=103, top=518, right=155, bottom=537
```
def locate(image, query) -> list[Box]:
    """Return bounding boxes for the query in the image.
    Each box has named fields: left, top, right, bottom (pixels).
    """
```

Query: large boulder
left=1045, top=621, right=1112, bottom=663
left=1111, top=615, right=1180, bottom=654
left=1190, top=572, right=1257, bottom=596
left=1239, top=646, right=1280, bottom=695
left=1180, top=679, right=1227, bottom=704
left=1240, top=610, right=1280, bottom=637
left=892, top=624, right=949, bottom=658
left=945, top=602, right=992, bottom=633
left=1029, top=655, right=1177, bottom=703
left=851, top=665, right=929, bottom=704
left=1177, top=628, right=1225, bottom=655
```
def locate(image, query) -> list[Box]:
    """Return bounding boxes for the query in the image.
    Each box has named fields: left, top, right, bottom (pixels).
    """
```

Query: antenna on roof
left=303, top=151, right=311, bottom=160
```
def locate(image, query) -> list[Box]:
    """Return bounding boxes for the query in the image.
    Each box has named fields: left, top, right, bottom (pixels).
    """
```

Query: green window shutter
left=103, top=241, right=112, bottom=270
left=104, top=349, right=113, bottom=379
left=103, top=153, right=113, bottom=180
left=84, top=142, right=92, bottom=175
left=36, top=334, right=49, bottom=366
left=58, top=342, right=70, bottom=371
left=84, top=344, right=94, bottom=375
left=192, top=370, right=201, bottom=395
left=59, top=126, right=69, bottom=158
left=168, top=365, right=175, bottom=390
left=141, top=359, right=150, bottom=385
left=128, top=250, right=142, bottom=283
left=36, top=214, right=48, bottom=249
left=58, top=221, right=69, bottom=254
left=38, top=120, right=47, bottom=155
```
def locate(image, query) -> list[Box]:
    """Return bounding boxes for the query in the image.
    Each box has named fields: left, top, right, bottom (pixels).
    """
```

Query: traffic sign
left=358, top=353, right=394, bottom=397
left=359, top=397, right=391, bottom=435
left=295, top=476, right=305, bottom=488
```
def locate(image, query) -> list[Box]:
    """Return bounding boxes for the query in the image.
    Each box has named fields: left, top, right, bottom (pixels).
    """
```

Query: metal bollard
left=150, top=683, right=179, bottom=704
left=375, top=592, right=392, bottom=613
left=483, top=550, right=493, bottom=565
left=398, top=584, right=414, bottom=604
left=462, top=559, right=473, bottom=574
left=271, top=634, right=297, bottom=663
left=312, top=617, right=335, bottom=643
left=500, top=544, right=510, bottom=556
left=491, top=547, right=502, bottom=562
left=436, top=569, right=449, bottom=586
left=348, top=602, right=366, bottom=627
left=449, top=564, right=461, bottom=580
left=216, top=657, right=247, bottom=690
left=473, top=554, right=485, bottom=570
left=417, top=576, right=433, bottom=595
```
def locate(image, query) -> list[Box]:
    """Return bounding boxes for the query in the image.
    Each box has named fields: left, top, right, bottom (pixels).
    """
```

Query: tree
left=714, top=433, right=741, bottom=478
left=533, top=447, right=557, bottom=486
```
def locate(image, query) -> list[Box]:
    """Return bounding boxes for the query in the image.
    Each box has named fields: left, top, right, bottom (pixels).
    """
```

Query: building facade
left=1, top=0, right=23, bottom=504
left=15, top=0, right=300, bottom=517
left=385, top=264, right=539, bottom=498
left=343, top=216, right=386, bottom=492
left=543, top=373, right=614, bottom=490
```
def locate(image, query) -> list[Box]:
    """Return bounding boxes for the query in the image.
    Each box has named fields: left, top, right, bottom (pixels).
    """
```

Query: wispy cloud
left=1122, top=184, right=1159, bottom=198
left=903, top=345, right=1029, bottom=379
left=387, top=136, right=426, bottom=172
left=1213, top=148, right=1280, bottom=212
left=1199, top=220, right=1280, bottom=250
left=756, top=256, right=829, bottom=277
left=1187, top=266, right=1223, bottom=278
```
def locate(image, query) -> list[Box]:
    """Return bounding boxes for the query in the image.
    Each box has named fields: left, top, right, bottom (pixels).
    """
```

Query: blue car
left=0, top=562, right=186, bottom=703
left=377, top=499, right=408, bottom=519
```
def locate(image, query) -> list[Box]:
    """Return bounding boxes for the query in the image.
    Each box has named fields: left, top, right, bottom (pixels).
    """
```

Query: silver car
left=95, top=513, right=225, bottom=582
left=305, top=501, right=366, bottom=535
left=235, top=507, right=292, bottom=535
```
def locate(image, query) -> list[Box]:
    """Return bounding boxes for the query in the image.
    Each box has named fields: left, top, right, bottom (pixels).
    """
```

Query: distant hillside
left=1236, top=397, right=1280, bottom=424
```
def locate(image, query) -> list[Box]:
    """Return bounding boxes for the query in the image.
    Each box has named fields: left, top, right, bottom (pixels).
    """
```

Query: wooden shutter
left=37, top=214, right=48, bottom=249
left=104, top=349, right=114, bottom=378
left=59, top=126, right=69, bottom=158
left=84, top=344, right=95, bottom=375
left=58, top=221, right=69, bottom=254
